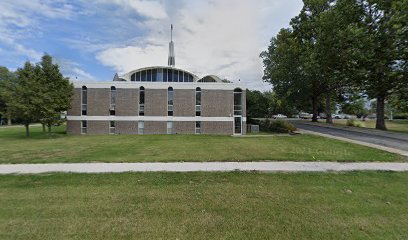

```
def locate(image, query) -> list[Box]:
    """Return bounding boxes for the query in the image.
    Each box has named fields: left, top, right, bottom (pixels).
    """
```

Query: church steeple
left=168, top=24, right=175, bottom=67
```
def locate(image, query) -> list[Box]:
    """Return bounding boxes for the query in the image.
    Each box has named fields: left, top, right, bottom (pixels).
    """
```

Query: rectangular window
left=195, top=121, right=201, bottom=134
left=81, top=104, right=87, bottom=116
left=109, top=121, right=115, bottom=134
left=168, top=106, right=173, bottom=116
left=183, top=72, right=187, bottom=82
left=141, top=70, right=147, bottom=81
left=138, top=121, right=144, bottom=134
left=168, top=69, right=173, bottom=82
left=146, top=69, right=152, bottom=82
left=167, top=121, right=173, bottom=134
left=234, top=91, right=243, bottom=116
left=153, top=69, right=159, bottom=82
left=136, top=72, right=141, bottom=81
left=139, top=88, right=145, bottom=116
left=156, top=68, right=161, bottom=82
left=81, top=120, right=87, bottom=134
left=81, top=87, right=87, bottom=115
left=163, top=69, right=168, bottom=82
left=196, top=106, right=201, bottom=116
left=110, top=87, right=116, bottom=116
left=168, top=88, right=174, bottom=116
left=173, top=70, right=178, bottom=82
left=196, top=88, right=201, bottom=116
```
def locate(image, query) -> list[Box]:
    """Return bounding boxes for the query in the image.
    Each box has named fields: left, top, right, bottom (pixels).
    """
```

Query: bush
left=346, top=119, right=365, bottom=128
left=259, top=119, right=297, bottom=133
left=394, top=113, right=408, bottom=120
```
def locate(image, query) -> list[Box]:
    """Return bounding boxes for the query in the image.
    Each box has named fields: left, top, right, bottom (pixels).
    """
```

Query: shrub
left=346, top=119, right=365, bottom=128
left=261, top=119, right=296, bottom=133
left=394, top=113, right=408, bottom=120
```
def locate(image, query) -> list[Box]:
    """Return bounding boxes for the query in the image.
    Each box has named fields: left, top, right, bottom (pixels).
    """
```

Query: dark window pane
left=168, top=89, right=174, bottom=105
left=82, top=90, right=87, bottom=104
left=163, top=69, right=168, bottom=82
left=131, top=74, right=135, bottom=81
left=173, top=70, right=178, bottom=82
left=136, top=72, right=141, bottom=81
left=140, top=91, right=145, bottom=104
left=146, top=69, right=152, bottom=82
left=196, top=91, right=201, bottom=105
left=141, top=70, right=147, bottom=81
left=152, top=69, right=157, bottom=82
left=234, top=117, right=242, bottom=134
left=168, top=69, right=173, bottom=82
left=234, top=92, right=242, bottom=105
left=157, top=68, right=163, bottom=82
left=111, top=89, right=116, bottom=105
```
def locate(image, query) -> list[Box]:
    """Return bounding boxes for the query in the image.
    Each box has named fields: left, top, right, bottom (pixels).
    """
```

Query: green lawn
left=319, top=119, right=408, bottom=133
left=0, top=172, right=407, bottom=239
left=0, top=125, right=405, bottom=163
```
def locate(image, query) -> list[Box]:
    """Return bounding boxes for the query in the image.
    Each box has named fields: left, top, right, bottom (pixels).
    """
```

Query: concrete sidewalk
left=1, top=162, right=408, bottom=174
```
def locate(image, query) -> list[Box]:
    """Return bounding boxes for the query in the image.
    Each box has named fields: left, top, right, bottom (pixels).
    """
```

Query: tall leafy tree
left=0, top=66, right=16, bottom=125
left=10, top=62, right=44, bottom=138
left=38, top=54, right=74, bottom=136
left=289, top=0, right=335, bottom=122
left=312, top=0, right=362, bottom=123
left=351, top=0, right=407, bottom=129
left=260, top=28, right=313, bottom=118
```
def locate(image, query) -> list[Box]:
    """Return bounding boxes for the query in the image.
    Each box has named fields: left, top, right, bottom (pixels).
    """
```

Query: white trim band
left=67, top=116, right=247, bottom=122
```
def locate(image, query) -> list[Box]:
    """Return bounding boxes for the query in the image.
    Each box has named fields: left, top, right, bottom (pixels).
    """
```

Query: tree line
left=260, top=0, right=407, bottom=130
left=0, top=54, right=73, bottom=138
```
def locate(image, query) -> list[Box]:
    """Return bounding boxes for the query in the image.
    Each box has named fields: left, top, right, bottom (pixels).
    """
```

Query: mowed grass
left=0, top=125, right=405, bottom=163
left=0, top=172, right=407, bottom=239
left=321, top=119, right=408, bottom=133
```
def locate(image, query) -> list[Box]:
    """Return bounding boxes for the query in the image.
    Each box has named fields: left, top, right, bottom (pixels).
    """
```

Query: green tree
left=312, top=0, right=362, bottom=123
left=0, top=66, right=16, bottom=125
left=10, top=62, right=44, bottom=138
left=350, top=0, right=407, bottom=129
left=340, top=98, right=368, bottom=118
left=37, top=54, right=73, bottom=136
left=246, top=90, right=269, bottom=119
left=260, top=28, right=313, bottom=118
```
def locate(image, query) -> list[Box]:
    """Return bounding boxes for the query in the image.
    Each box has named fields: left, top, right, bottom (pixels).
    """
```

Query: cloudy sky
left=0, top=0, right=303, bottom=90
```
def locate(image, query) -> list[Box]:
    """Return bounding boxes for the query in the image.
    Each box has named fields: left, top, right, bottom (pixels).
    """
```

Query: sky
left=0, top=0, right=303, bottom=90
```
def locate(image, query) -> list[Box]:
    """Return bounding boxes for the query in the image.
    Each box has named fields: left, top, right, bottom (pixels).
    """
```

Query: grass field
left=0, top=172, right=407, bottom=239
left=320, top=119, right=408, bottom=133
left=0, top=125, right=405, bottom=163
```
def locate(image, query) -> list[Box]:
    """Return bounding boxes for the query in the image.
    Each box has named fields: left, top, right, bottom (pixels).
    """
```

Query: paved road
left=1, top=162, right=408, bottom=174
left=291, top=121, right=408, bottom=152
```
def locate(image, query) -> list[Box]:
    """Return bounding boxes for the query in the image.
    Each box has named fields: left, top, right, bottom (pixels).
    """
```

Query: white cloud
left=54, top=58, right=97, bottom=82
left=95, top=0, right=167, bottom=19
left=95, top=0, right=303, bottom=90
left=0, top=0, right=76, bottom=62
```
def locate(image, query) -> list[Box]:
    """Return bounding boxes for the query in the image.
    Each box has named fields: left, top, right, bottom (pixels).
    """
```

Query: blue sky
left=0, top=0, right=303, bottom=90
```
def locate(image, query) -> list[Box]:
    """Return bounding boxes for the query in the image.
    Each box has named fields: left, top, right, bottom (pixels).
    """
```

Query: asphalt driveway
left=291, top=120, right=408, bottom=152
